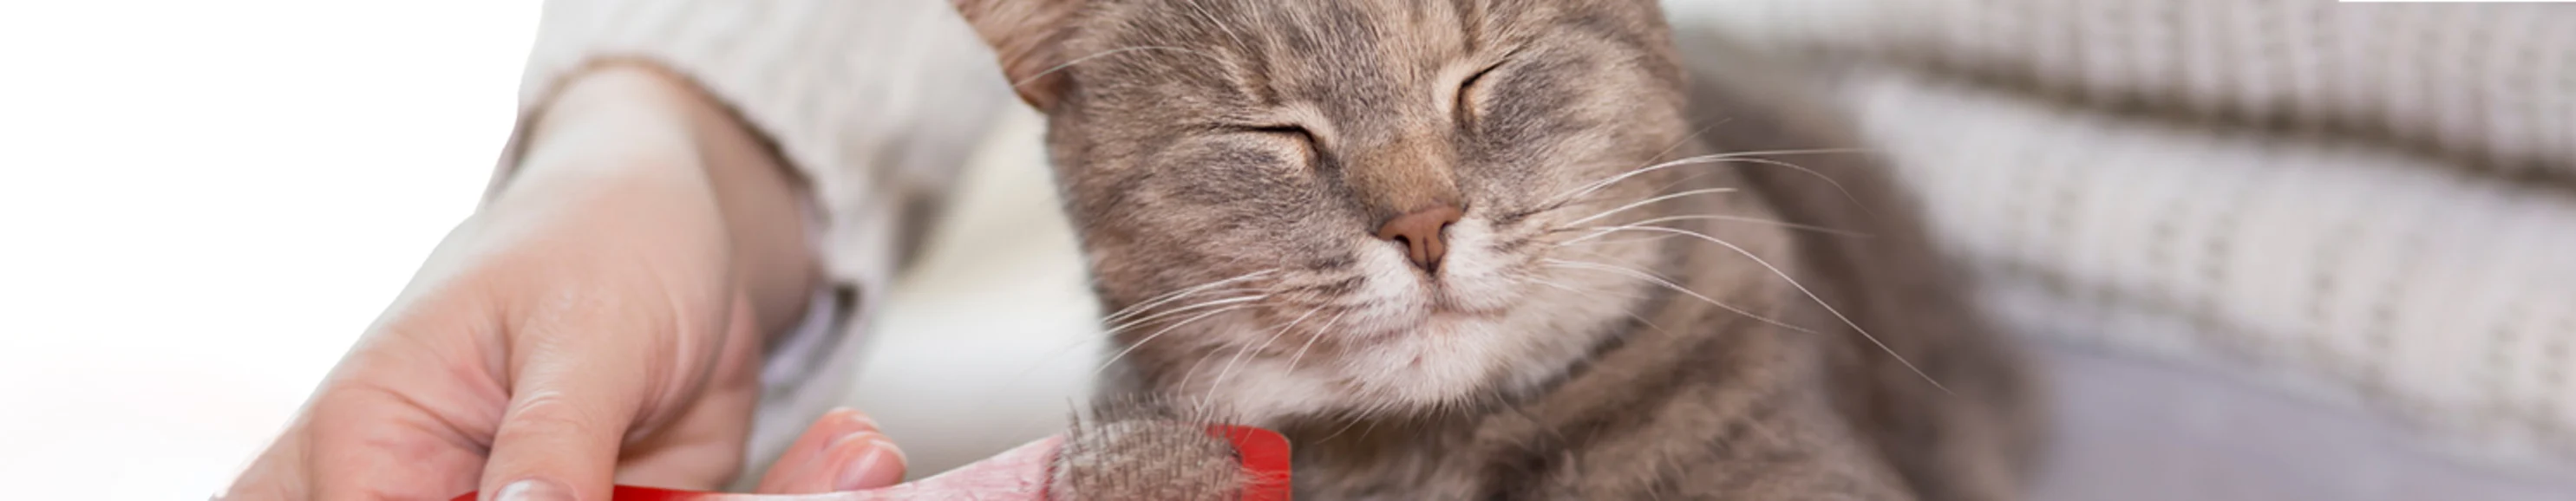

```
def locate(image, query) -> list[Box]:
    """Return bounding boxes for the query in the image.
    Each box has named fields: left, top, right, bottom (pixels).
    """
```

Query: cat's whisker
left=1283, top=309, right=1351, bottom=373
left=1524, top=275, right=1677, bottom=345
left=1642, top=171, right=1723, bottom=200
left=1099, top=294, right=1268, bottom=337
left=1011, top=45, right=1227, bottom=90
left=1661, top=122, right=1723, bottom=159
left=1493, top=124, right=1720, bottom=230
left=1101, top=286, right=1267, bottom=326
left=978, top=292, right=1263, bottom=412
left=984, top=296, right=1250, bottom=398
left=1553, top=231, right=1692, bottom=248
left=1548, top=148, right=1864, bottom=209
left=1546, top=154, right=1736, bottom=209
left=1569, top=224, right=1953, bottom=394
left=991, top=271, right=1276, bottom=394
left=1689, top=155, right=1882, bottom=219
left=1172, top=342, right=1226, bottom=405
left=1316, top=414, right=1368, bottom=445
left=1524, top=276, right=1590, bottom=296
left=1540, top=257, right=1813, bottom=335
left=1612, top=122, right=1723, bottom=197
left=1081, top=294, right=1268, bottom=388
left=1094, top=303, right=1261, bottom=379
left=989, top=271, right=1283, bottom=414
left=1559, top=187, right=1738, bottom=227
left=1557, top=214, right=1873, bottom=244
left=1180, top=0, right=1253, bottom=57
left=1101, top=269, right=1279, bottom=323
left=1195, top=305, right=1325, bottom=414
left=1102, top=281, right=1253, bottom=320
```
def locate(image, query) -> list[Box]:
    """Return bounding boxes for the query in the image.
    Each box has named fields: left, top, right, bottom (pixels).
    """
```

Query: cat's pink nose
left=1376, top=204, right=1463, bottom=273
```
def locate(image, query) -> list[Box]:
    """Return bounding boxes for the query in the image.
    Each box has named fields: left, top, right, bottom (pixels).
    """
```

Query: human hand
left=223, top=63, right=821, bottom=500
left=752, top=406, right=1291, bottom=501
left=449, top=407, right=1056, bottom=499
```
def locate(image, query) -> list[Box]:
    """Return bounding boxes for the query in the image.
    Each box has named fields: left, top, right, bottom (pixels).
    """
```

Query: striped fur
left=948, top=0, right=2042, bottom=498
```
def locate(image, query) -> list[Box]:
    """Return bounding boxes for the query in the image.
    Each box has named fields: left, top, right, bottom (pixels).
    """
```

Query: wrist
left=504, top=62, right=821, bottom=336
left=660, top=68, right=824, bottom=337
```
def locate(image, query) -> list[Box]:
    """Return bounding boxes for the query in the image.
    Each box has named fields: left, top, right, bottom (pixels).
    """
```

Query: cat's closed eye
left=1239, top=124, right=1321, bottom=164
left=1454, top=62, right=1503, bottom=125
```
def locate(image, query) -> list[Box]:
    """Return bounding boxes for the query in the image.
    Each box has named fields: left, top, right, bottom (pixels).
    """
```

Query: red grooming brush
left=1202, top=425, right=1292, bottom=501
left=447, top=425, right=1291, bottom=501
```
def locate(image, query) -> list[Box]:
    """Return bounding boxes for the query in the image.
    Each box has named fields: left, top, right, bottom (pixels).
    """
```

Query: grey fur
left=947, top=1, right=2044, bottom=499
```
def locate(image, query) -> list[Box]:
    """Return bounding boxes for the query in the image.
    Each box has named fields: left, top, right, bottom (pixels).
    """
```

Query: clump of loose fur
left=1049, top=400, right=1245, bottom=501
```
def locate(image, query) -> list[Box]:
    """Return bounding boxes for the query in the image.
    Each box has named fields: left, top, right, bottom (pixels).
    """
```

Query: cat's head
left=952, top=0, right=1736, bottom=421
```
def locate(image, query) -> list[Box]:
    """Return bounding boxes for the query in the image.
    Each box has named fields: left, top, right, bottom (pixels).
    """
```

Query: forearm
left=504, top=62, right=821, bottom=336
left=656, top=64, right=824, bottom=338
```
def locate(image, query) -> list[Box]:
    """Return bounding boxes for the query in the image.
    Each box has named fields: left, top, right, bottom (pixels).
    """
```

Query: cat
left=945, top=0, right=2043, bottom=498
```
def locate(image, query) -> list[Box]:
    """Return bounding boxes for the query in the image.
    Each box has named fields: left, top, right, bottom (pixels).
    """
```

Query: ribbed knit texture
left=1840, top=72, right=2576, bottom=466
left=1664, top=0, right=2576, bottom=466
left=512, top=0, right=1014, bottom=477
left=1664, top=0, right=2576, bottom=179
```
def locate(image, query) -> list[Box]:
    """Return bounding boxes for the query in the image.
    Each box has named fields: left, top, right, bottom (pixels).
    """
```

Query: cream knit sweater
left=1664, top=0, right=2576, bottom=467
left=1669, top=0, right=2576, bottom=179
left=508, top=0, right=2576, bottom=472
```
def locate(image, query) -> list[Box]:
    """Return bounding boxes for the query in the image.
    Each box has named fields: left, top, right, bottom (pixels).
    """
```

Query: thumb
left=473, top=343, right=649, bottom=501
left=755, top=407, right=906, bottom=493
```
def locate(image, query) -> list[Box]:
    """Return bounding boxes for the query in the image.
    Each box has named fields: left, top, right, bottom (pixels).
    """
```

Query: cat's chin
left=1186, top=297, right=1636, bottom=425
left=1180, top=315, right=1531, bottom=424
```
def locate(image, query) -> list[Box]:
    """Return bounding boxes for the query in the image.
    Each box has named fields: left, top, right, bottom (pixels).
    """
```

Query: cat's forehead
left=1086, top=1, right=1482, bottom=81
left=1071, top=0, right=1662, bottom=125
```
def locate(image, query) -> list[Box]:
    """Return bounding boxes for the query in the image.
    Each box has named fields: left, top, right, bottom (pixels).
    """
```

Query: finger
left=819, top=428, right=907, bottom=491
left=755, top=408, right=906, bottom=493
left=752, top=407, right=876, bottom=493
left=843, top=436, right=1058, bottom=501
left=291, top=335, right=509, bottom=500
left=754, top=408, right=873, bottom=493
left=298, top=386, right=498, bottom=499
left=223, top=430, right=314, bottom=500
left=606, top=296, right=770, bottom=489
left=474, top=344, right=649, bottom=501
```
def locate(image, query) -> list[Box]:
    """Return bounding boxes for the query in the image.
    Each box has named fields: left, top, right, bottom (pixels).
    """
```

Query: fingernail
left=832, top=407, right=879, bottom=433
left=494, top=478, right=571, bottom=501
left=833, top=438, right=906, bottom=491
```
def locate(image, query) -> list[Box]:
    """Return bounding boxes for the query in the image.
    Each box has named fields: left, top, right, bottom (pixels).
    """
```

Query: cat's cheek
left=1340, top=237, right=1436, bottom=336
left=1428, top=218, right=1520, bottom=313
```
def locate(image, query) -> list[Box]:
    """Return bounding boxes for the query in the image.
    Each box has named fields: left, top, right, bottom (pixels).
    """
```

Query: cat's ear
left=951, top=0, right=1082, bottom=111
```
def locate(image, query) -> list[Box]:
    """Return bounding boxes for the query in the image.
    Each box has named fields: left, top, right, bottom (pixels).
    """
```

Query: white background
left=0, top=2, right=538, bottom=498
left=8, top=2, right=2574, bottom=500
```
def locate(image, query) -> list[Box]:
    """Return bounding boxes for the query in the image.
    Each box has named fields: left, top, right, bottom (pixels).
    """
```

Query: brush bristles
left=1049, top=399, right=1252, bottom=501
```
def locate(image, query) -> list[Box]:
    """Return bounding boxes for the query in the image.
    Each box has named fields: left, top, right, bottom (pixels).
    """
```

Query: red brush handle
left=448, top=426, right=1293, bottom=501
left=448, top=485, right=740, bottom=501
left=1206, top=424, right=1293, bottom=501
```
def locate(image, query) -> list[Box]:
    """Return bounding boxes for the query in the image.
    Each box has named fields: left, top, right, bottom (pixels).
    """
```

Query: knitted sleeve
left=506, top=0, right=1016, bottom=474
left=1835, top=72, right=2576, bottom=466
left=1664, top=0, right=2576, bottom=178
left=1664, top=0, right=2576, bottom=467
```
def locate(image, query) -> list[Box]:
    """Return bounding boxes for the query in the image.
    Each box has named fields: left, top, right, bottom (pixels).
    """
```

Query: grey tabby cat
left=947, top=0, right=2043, bottom=499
